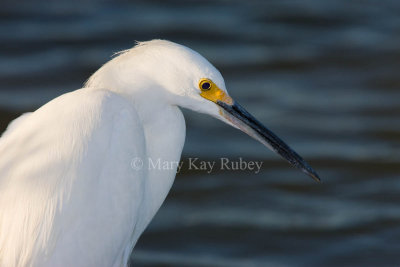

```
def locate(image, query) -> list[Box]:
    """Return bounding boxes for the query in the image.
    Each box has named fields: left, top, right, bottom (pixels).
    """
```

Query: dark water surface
left=1, top=0, right=400, bottom=266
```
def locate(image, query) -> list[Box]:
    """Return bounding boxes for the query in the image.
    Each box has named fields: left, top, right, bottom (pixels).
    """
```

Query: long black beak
left=217, top=100, right=321, bottom=182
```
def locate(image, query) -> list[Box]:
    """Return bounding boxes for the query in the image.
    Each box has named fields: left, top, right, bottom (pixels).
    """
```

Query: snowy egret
left=0, top=40, right=320, bottom=266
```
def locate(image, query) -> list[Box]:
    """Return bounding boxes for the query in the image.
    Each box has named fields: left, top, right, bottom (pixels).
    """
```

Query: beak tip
left=306, top=170, right=321, bottom=183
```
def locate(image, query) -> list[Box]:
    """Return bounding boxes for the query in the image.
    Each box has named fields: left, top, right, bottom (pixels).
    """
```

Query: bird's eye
left=199, top=79, right=212, bottom=91
left=202, top=82, right=211, bottom=90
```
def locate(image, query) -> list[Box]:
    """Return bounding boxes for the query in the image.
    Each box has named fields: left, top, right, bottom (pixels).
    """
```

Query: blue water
left=1, top=0, right=400, bottom=266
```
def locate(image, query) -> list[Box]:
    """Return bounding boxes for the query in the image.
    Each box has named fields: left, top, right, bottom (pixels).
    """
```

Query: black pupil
left=202, top=82, right=211, bottom=90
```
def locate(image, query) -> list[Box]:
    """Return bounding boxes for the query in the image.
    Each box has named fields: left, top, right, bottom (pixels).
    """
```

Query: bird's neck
left=85, top=69, right=186, bottom=243
left=137, top=103, right=186, bottom=234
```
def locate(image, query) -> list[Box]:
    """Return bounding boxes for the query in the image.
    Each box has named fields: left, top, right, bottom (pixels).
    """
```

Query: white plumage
left=0, top=40, right=319, bottom=267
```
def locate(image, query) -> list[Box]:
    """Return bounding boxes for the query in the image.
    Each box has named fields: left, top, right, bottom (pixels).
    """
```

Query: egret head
left=87, top=40, right=320, bottom=182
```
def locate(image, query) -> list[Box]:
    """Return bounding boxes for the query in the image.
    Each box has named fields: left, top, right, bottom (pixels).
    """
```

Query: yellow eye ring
left=199, top=79, right=213, bottom=91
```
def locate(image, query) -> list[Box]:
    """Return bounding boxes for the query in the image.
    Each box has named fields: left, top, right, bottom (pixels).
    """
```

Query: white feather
left=0, top=40, right=228, bottom=266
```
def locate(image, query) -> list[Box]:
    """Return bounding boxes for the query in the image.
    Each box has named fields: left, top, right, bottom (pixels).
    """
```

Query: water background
left=1, top=0, right=400, bottom=266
